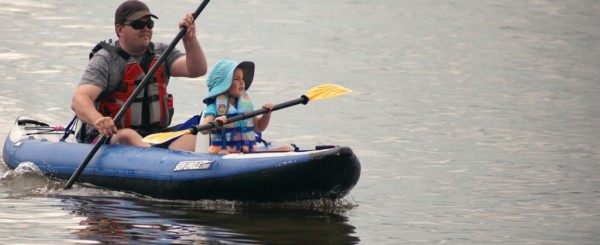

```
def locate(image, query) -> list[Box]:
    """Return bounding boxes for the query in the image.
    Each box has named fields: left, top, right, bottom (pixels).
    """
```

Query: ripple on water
left=0, top=52, right=30, bottom=60
left=0, top=193, right=88, bottom=244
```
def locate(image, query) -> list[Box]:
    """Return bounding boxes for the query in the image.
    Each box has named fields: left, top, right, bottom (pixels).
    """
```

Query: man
left=71, top=0, right=207, bottom=151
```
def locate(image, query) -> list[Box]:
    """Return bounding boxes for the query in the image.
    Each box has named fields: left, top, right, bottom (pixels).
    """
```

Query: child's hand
left=215, top=115, right=227, bottom=125
left=262, top=103, right=274, bottom=114
left=204, top=115, right=227, bottom=134
left=255, top=103, right=274, bottom=132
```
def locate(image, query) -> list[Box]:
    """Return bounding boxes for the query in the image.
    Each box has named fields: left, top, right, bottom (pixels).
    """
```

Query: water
left=1, top=0, right=600, bottom=244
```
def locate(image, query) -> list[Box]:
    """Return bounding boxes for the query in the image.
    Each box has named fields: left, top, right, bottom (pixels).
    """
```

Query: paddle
left=64, top=0, right=211, bottom=190
left=142, top=83, right=352, bottom=145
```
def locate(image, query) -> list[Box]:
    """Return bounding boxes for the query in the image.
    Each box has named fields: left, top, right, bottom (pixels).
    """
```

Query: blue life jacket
left=208, top=93, right=257, bottom=153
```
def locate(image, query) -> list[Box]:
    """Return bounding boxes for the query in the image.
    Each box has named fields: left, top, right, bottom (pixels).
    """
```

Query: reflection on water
left=0, top=192, right=359, bottom=244
left=66, top=196, right=359, bottom=244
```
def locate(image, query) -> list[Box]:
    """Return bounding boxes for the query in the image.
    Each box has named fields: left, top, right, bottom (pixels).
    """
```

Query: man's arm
left=170, top=13, right=208, bottom=78
left=71, top=84, right=117, bottom=136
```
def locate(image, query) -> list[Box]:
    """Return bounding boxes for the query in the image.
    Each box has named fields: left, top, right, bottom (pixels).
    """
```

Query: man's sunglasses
left=123, top=19, right=154, bottom=30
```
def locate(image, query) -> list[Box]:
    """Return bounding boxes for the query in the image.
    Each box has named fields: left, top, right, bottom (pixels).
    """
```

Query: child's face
left=227, top=67, right=245, bottom=97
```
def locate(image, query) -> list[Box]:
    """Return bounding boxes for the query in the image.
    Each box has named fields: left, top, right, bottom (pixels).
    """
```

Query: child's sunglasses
left=123, top=19, right=154, bottom=30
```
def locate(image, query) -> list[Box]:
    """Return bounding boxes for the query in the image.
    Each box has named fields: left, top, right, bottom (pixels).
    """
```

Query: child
left=200, top=59, right=276, bottom=154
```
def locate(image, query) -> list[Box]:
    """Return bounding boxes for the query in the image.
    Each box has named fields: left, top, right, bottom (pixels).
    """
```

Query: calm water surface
left=1, top=0, right=599, bottom=244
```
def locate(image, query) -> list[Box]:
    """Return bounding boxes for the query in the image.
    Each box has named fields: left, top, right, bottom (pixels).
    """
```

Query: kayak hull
left=3, top=117, right=361, bottom=201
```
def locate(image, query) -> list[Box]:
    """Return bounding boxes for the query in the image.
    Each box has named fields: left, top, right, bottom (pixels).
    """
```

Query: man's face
left=116, top=16, right=153, bottom=50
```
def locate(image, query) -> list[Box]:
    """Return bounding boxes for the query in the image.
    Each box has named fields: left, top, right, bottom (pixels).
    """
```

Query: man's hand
left=179, top=13, right=196, bottom=42
left=94, top=116, right=118, bottom=137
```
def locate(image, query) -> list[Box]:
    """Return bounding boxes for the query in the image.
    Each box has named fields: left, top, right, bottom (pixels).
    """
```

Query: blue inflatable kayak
left=3, top=117, right=361, bottom=201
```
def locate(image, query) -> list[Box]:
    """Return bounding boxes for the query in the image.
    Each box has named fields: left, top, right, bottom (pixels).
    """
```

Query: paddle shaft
left=64, top=0, right=211, bottom=189
left=190, top=95, right=309, bottom=134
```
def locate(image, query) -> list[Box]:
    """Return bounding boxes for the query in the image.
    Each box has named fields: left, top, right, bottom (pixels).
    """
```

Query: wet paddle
left=142, top=84, right=352, bottom=145
left=64, top=0, right=211, bottom=190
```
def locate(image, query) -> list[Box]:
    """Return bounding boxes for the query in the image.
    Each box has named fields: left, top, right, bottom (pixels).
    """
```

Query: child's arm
left=254, top=103, right=274, bottom=132
left=199, top=115, right=215, bottom=135
left=199, top=115, right=227, bottom=135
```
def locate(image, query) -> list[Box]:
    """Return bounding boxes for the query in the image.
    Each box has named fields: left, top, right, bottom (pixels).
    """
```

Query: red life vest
left=94, top=41, right=173, bottom=136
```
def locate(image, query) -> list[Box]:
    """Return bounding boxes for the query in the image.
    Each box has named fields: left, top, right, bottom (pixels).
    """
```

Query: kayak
left=2, top=117, right=361, bottom=201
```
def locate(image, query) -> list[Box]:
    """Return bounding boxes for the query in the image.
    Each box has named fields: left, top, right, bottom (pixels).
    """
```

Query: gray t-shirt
left=79, top=41, right=184, bottom=97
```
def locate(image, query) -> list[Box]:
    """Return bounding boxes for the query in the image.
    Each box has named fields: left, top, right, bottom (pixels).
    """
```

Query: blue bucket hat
left=203, top=59, right=255, bottom=104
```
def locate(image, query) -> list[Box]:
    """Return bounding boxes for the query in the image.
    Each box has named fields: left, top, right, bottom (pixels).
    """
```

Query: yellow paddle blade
left=142, top=129, right=192, bottom=145
left=305, top=84, right=352, bottom=101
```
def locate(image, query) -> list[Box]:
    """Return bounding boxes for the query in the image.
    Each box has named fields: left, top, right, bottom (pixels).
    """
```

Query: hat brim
left=126, top=12, right=158, bottom=22
left=237, top=61, right=254, bottom=90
